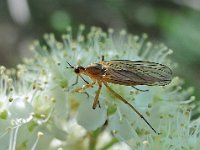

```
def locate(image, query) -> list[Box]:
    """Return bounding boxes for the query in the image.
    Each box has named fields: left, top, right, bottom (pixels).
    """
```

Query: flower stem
left=89, top=128, right=102, bottom=150
left=99, top=138, right=119, bottom=150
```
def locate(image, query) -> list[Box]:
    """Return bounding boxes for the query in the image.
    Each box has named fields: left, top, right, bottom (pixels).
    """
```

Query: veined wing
left=100, top=60, right=172, bottom=86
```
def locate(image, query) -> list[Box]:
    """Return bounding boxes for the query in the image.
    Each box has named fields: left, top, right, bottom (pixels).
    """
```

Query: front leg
left=92, top=82, right=102, bottom=109
left=74, top=81, right=96, bottom=93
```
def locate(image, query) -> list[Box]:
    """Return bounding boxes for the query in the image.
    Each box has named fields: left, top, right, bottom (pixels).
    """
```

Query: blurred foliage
left=0, top=0, right=200, bottom=101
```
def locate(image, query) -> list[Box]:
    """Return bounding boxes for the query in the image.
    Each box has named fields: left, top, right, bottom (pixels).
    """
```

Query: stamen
left=30, top=132, right=44, bottom=150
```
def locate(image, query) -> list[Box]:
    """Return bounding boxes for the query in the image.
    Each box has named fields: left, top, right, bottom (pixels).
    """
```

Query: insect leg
left=74, top=81, right=96, bottom=93
left=103, top=82, right=159, bottom=135
left=72, top=76, right=79, bottom=86
left=132, top=86, right=149, bottom=92
left=66, top=76, right=79, bottom=92
left=79, top=74, right=90, bottom=84
left=92, top=82, right=102, bottom=109
left=66, top=76, right=89, bottom=97
left=101, top=55, right=105, bottom=61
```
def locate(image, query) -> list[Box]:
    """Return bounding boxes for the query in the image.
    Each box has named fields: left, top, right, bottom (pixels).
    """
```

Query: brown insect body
left=79, top=60, right=172, bottom=86
left=71, top=59, right=172, bottom=135
left=82, top=63, right=106, bottom=80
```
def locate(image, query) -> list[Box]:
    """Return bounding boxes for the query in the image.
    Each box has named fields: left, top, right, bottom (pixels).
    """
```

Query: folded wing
left=101, top=60, right=172, bottom=86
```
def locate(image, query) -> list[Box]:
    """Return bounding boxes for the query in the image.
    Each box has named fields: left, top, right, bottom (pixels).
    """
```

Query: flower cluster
left=0, top=25, right=199, bottom=150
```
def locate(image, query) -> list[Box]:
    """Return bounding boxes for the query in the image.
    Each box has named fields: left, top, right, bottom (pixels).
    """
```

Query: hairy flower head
left=0, top=25, right=199, bottom=150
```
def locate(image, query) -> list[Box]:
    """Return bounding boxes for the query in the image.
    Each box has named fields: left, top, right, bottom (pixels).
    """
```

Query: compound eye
left=74, top=68, right=80, bottom=73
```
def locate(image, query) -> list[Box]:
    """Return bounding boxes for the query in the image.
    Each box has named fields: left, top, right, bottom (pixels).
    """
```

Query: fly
left=66, top=56, right=172, bottom=135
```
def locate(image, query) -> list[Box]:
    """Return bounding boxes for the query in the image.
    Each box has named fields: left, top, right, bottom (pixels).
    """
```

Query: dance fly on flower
left=66, top=56, right=172, bottom=135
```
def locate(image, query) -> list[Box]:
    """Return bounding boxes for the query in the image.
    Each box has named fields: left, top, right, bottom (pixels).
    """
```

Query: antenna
left=66, top=61, right=74, bottom=68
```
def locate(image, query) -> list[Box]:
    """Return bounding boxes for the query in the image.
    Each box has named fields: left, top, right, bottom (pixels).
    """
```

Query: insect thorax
left=85, top=63, right=106, bottom=76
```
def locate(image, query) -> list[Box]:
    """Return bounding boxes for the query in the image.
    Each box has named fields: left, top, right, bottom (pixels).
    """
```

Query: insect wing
left=101, top=60, right=172, bottom=86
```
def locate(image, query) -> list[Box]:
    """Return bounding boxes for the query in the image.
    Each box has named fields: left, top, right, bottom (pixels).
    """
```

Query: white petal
left=77, top=99, right=107, bottom=130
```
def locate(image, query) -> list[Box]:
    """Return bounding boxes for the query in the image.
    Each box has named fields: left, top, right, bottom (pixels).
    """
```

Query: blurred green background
left=0, top=0, right=200, bottom=99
